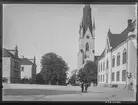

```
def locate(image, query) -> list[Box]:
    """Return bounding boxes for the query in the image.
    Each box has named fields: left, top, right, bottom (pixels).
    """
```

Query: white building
left=20, top=56, right=37, bottom=84
left=97, top=19, right=137, bottom=91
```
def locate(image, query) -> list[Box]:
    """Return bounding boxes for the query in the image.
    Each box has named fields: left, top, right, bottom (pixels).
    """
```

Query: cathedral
left=77, top=4, right=96, bottom=71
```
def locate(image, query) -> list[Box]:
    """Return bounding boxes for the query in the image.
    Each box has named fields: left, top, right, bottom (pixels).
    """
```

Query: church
left=97, top=19, right=137, bottom=92
left=76, top=4, right=100, bottom=84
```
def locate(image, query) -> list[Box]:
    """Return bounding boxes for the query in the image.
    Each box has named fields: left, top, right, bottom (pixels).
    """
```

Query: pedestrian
left=85, top=82, right=88, bottom=92
left=81, top=82, right=84, bottom=92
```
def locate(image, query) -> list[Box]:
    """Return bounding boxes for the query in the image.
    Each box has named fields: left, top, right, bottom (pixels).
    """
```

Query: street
left=2, top=83, right=136, bottom=101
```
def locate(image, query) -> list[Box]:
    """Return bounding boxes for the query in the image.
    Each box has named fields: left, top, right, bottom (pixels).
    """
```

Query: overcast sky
left=3, top=4, right=136, bottom=74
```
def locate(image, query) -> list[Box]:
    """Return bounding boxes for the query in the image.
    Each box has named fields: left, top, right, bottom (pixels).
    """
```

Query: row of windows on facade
left=98, top=70, right=126, bottom=82
left=98, top=49, right=127, bottom=72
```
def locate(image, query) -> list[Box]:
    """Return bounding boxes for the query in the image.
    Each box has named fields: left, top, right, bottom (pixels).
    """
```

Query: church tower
left=77, top=4, right=95, bottom=70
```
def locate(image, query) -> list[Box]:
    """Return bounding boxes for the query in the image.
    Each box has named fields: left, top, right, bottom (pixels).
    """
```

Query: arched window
left=86, top=43, right=89, bottom=51
left=98, top=64, right=100, bottom=72
left=123, top=49, right=127, bottom=64
left=117, top=52, right=120, bottom=66
left=101, top=63, right=102, bottom=71
left=103, top=62, right=105, bottom=70
left=112, top=56, right=115, bottom=67
left=106, top=59, right=108, bottom=69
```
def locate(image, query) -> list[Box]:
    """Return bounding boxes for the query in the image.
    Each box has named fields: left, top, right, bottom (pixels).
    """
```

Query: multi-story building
left=3, top=45, right=21, bottom=83
left=20, top=56, right=37, bottom=84
left=97, top=19, right=137, bottom=91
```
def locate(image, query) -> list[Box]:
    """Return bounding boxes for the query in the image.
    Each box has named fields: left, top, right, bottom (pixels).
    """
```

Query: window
left=112, top=72, right=115, bottom=81
left=93, top=50, right=95, bottom=53
left=98, top=64, right=100, bottom=72
left=123, top=49, right=127, bottom=64
left=116, top=71, right=120, bottom=81
left=98, top=76, right=100, bottom=82
left=103, top=74, right=104, bottom=82
left=103, top=62, right=104, bottom=70
left=117, top=53, right=120, bottom=66
left=106, top=73, right=108, bottom=83
left=22, top=67, right=24, bottom=71
left=112, top=56, right=115, bottom=67
left=122, top=70, right=126, bottom=81
left=101, top=63, right=102, bottom=71
left=86, top=35, right=89, bottom=39
left=14, top=61, right=19, bottom=69
left=86, top=43, right=89, bottom=51
left=106, top=59, right=108, bottom=69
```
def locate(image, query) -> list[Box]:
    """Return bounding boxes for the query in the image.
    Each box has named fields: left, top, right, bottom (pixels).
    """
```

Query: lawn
left=3, top=89, right=81, bottom=96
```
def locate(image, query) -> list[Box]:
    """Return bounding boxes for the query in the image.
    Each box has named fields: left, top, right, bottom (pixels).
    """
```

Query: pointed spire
left=33, top=55, right=36, bottom=65
left=108, top=26, right=111, bottom=35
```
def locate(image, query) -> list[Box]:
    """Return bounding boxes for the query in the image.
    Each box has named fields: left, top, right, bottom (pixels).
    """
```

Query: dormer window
left=86, top=35, right=89, bottom=39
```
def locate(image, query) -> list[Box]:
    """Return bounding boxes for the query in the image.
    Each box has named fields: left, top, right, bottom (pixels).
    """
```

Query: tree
left=78, top=61, right=97, bottom=84
left=68, top=74, right=76, bottom=86
left=36, top=73, right=45, bottom=84
left=40, top=52, right=69, bottom=85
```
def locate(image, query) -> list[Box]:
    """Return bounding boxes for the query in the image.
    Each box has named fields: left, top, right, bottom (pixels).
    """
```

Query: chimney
left=15, top=45, right=18, bottom=57
left=128, top=19, right=132, bottom=27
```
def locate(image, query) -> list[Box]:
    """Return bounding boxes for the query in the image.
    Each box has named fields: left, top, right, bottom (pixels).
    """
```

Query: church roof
left=20, top=58, right=34, bottom=65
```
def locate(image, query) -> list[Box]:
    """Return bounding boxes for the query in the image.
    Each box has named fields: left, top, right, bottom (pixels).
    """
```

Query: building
left=77, top=4, right=95, bottom=72
left=76, top=4, right=100, bottom=85
left=97, top=19, right=137, bottom=91
left=2, top=45, right=21, bottom=83
left=20, top=56, right=37, bottom=84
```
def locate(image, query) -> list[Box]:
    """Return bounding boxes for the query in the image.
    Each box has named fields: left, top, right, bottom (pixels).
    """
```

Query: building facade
left=97, top=19, right=137, bottom=91
left=77, top=4, right=95, bottom=72
left=20, top=56, right=37, bottom=84
left=3, top=45, right=21, bottom=83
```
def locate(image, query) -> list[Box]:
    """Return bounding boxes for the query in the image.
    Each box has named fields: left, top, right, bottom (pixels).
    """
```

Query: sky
left=3, top=4, right=136, bottom=74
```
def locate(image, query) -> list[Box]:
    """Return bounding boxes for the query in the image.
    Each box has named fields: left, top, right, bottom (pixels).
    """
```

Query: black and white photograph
left=2, top=3, right=137, bottom=102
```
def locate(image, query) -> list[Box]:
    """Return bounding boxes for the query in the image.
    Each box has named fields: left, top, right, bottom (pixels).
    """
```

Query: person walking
left=81, top=82, right=84, bottom=92
left=85, top=82, right=88, bottom=92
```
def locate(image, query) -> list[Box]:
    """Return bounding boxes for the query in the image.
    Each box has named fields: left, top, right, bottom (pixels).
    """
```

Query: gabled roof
left=3, top=48, right=20, bottom=60
left=99, top=19, right=136, bottom=60
left=20, top=58, right=34, bottom=65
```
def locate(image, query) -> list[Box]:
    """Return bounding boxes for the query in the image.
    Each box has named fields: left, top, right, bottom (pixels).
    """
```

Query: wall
left=111, top=41, right=127, bottom=85
left=128, top=38, right=137, bottom=91
left=10, top=57, right=21, bottom=83
left=21, top=65, right=32, bottom=79
left=3, top=57, right=11, bottom=83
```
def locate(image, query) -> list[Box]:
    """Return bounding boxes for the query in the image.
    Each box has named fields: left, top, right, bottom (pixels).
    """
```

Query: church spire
left=33, top=55, right=36, bottom=65
left=82, top=4, right=92, bottom=36
left=108, top=26, right=111, bottom=35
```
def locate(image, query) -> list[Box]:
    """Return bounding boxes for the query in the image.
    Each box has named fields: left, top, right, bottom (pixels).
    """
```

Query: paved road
left=2, top=83, right=136, bottom=101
